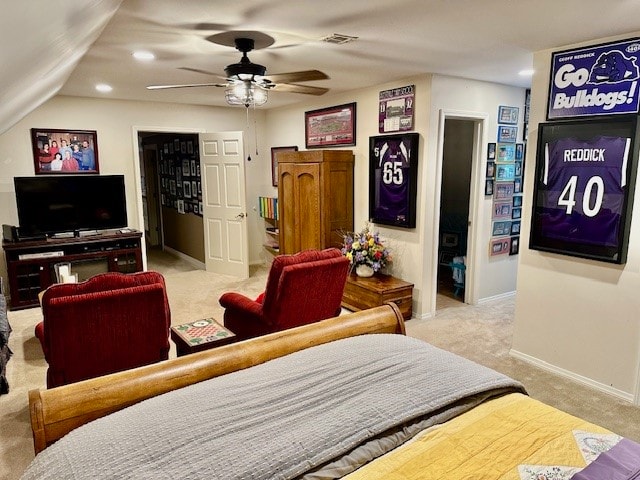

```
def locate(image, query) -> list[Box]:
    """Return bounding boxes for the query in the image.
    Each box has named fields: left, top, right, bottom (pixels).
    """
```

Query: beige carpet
left=2, top=250, right=639, bottom=479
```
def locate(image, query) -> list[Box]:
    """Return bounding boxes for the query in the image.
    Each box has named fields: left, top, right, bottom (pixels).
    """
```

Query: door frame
left=430, top=109, right=488, bottom=314
left=131, top=126, right=205, bottom=270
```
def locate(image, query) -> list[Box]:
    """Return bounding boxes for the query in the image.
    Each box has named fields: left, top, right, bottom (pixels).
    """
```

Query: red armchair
left=219, top=248, right=350, bottom=341
left=34, top=271, right=171, bottom=388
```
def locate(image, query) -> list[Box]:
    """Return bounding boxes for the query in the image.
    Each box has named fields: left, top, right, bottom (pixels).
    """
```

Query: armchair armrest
left=219, top=292, right=263, bottom=318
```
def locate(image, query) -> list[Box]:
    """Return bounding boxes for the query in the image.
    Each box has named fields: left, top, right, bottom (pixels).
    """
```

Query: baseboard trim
left=162, top=246, right=205, bottom=270
left=509, top=348, right=634, bottom=403
left=478, top=290, right=516, bottom=304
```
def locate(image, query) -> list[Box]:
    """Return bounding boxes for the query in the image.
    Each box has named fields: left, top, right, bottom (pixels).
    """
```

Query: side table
left=341, top=273, right=414, bottom=319
left=171, top=318, right=237, bottom=357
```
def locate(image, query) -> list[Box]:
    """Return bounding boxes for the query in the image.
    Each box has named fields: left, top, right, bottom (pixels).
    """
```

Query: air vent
left=321, top=34, right=358, bottom=45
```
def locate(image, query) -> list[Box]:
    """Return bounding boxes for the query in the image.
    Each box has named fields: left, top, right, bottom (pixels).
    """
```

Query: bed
left=24, top=304, right=640, bottom=479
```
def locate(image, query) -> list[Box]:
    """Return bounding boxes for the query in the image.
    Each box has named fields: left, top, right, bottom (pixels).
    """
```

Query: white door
left=199, top=131, right=249, bottom=278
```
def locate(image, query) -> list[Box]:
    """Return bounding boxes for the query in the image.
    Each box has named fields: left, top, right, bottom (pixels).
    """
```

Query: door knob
left=235, top=213, right=246, bottom=219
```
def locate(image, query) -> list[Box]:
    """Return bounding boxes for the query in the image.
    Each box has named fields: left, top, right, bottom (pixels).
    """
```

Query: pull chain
left=246, top=106, right=251, bottom=161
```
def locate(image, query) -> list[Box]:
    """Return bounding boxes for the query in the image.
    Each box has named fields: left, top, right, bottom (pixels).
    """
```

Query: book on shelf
left=258, top=196, right=278, bottom=220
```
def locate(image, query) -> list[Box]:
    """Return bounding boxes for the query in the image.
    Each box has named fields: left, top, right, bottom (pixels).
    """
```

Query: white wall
left=429, top=75, right=527, bottom=304
left=511, top=31, right=640, bottom=401
left=266, top=74, right=526, bottom=317
left=0, top=75, right=527, bottom=318
left=265, top=75, right=432, bottom=316
left=0, top=95, right=272, bottom=282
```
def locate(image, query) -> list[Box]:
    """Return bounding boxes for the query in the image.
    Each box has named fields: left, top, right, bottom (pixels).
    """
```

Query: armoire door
left=279, top=162, right=321, bottom=254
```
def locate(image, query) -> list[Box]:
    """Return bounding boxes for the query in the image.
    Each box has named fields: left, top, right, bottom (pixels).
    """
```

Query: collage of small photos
left=485, top=105, right=524, bottom=257
left=158, top=137, right=203, bottom=216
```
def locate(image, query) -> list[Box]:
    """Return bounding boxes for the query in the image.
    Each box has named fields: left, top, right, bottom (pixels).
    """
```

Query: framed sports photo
left=496, top=143, right=516, bottom=162
left=369, top=132, right=419, bottom=228
left=305, top=103, right=356, bottom=148
left=530, top=116, right=640, bottom=264
left=498, top=125, right=518, bottom=143
left=498, top=105, right=519, bottom=125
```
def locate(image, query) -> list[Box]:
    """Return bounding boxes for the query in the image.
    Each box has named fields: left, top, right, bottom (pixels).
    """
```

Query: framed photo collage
left=486, top=104, right=524, bottom=257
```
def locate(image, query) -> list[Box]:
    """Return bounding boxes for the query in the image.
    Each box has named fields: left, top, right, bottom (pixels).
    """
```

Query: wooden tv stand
left=3, top=230, right=143, bottom=310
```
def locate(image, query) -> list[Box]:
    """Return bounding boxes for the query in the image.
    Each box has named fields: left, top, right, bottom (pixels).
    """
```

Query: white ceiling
left=3, top=0, right=640, bottom=133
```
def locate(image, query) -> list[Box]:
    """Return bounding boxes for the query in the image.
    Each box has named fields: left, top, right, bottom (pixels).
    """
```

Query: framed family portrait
left=530, top=116, right=640, bottom=264
left=369, top=132, right=419, bottom=228
left=305, top=102, right=356, bottom=148
left=31, top=128, right=99, bottom=174
left=270, top=146, right=298, bottom=187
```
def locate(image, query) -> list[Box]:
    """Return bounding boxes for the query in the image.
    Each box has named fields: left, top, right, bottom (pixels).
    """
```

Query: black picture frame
left=270, top=146, right=298, bottom=187
left=485, top=179, right=494, bottom=196
left=509, top=236, right=520, bottom=255
left=369, top=132, right=419, bottom=228
left=31, top=128, right=99, bottom=174
left=305, top=102, right=356, bottom=148
left=530, top=115, right=640, bottom=264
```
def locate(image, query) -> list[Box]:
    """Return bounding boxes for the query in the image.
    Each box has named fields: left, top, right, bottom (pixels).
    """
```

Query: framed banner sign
left=369, top=132, right=419, bottom=228
left=305, top=102, right=356, bottom=148
left=547, top=37, right=640, bottom=120
left=530, top=116, right=640, bottom=263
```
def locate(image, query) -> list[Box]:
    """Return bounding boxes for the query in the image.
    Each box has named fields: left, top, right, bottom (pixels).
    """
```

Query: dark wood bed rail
left=29, top=303, right=405, bottom=454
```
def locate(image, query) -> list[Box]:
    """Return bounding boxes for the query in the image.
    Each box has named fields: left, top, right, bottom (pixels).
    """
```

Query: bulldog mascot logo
left=590, top=50, right=639, bottom=83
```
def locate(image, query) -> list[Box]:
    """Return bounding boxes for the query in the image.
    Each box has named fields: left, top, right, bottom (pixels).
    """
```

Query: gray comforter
left=22, top=334, right=525, bottom=479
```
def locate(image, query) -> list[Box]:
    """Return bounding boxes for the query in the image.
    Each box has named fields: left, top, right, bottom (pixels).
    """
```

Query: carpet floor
left=2, top=250, right=639, bottom=479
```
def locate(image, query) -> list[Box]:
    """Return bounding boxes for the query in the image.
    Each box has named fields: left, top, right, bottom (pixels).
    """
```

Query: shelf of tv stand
left=2, top=230, right=143, bottom=310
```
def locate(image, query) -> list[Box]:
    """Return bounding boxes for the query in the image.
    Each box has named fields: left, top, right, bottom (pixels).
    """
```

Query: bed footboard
left=29, top=303, right=405, bottom=454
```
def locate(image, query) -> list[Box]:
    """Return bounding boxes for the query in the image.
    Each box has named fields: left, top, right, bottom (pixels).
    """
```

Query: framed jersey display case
left=530, top=116, right=640, bottom=263
left=369, top=132, right=419, bottom=228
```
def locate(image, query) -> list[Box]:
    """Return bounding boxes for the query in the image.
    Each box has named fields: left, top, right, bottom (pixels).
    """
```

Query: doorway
left=436, top=119, right=474, bottom=308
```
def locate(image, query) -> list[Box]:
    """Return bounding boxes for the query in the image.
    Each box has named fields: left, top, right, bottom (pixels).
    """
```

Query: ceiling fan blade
left=178, top=67, right=218, bottom=76
left=271, top=83, right=329, bottom=96
left=146, top=83, right=226, bottom=90
left=263, top=70, right=329, bottom=84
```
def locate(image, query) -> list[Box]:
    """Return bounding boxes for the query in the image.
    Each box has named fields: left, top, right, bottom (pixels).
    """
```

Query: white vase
left=355, top=264, right=374, bottom=277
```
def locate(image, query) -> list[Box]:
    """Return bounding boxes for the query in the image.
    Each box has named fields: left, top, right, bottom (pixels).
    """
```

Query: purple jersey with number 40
left=373, top=139, right=411, bottom=223
left=540, top=135, right=630, bottom=247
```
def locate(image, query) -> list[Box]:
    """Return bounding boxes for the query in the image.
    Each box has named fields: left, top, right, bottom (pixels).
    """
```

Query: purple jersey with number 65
left=540, top=135, right=630, bottom=247
left=374, top=139, right=411, bottom=223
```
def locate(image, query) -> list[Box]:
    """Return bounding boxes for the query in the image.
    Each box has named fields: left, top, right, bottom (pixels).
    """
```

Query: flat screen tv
left=14, top=175, right=128, bottom=238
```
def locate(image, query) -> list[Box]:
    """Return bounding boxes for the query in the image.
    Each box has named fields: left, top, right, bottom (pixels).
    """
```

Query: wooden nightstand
left=341, top=273, right=414, bottom=319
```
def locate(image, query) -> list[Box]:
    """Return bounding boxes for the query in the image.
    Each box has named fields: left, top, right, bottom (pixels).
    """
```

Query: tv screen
left=14, top=175, right=128, bottom=237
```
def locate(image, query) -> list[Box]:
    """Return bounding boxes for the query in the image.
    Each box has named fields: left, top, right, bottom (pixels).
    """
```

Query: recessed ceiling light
left=133, top=51, right=155, bottom=61
left=95, top=84, right=113, bottom=93
left=519, top=69, right=534, bottom=76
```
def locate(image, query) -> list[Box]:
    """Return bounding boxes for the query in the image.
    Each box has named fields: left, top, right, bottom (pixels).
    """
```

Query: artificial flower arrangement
left=341, top=225, right=391, bottom=274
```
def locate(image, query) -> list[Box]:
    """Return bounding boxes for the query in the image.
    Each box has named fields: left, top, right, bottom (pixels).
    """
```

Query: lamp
left=225, top=80, right=268, bottom=107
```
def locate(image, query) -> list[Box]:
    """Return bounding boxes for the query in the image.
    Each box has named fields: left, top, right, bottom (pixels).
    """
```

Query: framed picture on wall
left=305, top=102, right=356, bottom=148
left=31, top=128, right=99, bottom=174
left=489, top=237, right=511, bottom=256
left=270, top=146, right=298, bottom=187
left=369, top=132, right=419, bottom=228
left=530, top=116, right=640, bottom=264
left=498, top=105, right=519, bottom=124
left=497, top=125, right=518, bottom=143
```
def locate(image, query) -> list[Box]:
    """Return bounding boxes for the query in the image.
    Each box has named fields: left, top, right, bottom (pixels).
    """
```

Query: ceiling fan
left=146, top=32, right=330, bottom=107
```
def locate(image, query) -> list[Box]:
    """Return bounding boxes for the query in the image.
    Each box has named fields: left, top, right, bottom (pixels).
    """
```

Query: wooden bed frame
left=29, top=304, right=405, bottom=454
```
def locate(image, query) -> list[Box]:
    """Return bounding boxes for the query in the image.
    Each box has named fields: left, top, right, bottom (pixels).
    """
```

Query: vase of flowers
left=341, top=225, right=391, bottom=277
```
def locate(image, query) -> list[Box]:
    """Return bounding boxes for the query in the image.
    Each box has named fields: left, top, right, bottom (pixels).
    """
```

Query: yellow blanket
left=345, top=393, right=620, bottom=480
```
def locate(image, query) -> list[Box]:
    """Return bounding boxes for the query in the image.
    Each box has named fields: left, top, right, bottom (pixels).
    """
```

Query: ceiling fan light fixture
left=225, top=81, right=267, bottom=107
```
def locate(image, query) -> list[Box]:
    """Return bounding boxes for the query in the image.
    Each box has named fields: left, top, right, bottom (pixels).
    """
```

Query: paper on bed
left=21, top=334, right=525, bottom=480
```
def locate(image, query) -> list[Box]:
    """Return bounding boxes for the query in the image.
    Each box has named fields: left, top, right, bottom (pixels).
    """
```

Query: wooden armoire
left=277, top=150, right=354, bottom=254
